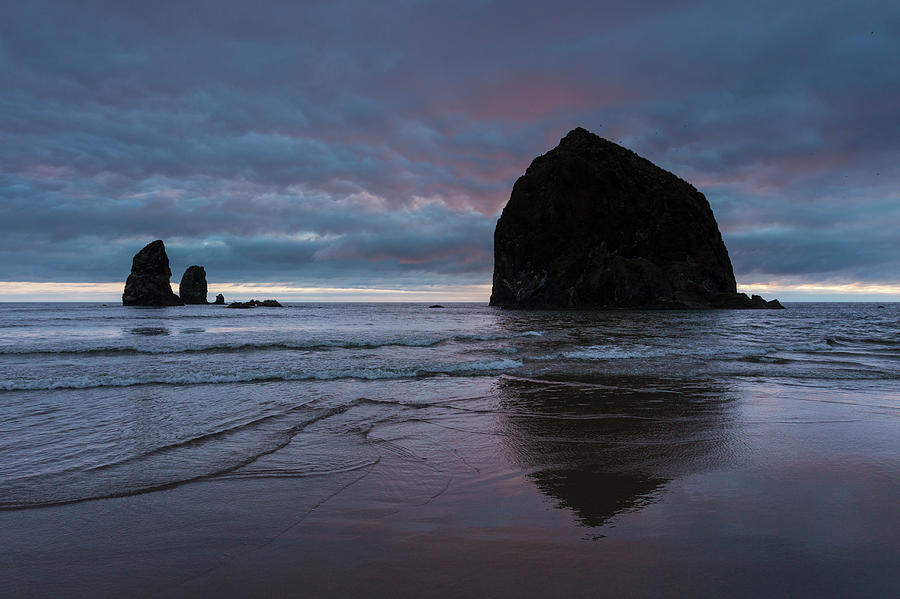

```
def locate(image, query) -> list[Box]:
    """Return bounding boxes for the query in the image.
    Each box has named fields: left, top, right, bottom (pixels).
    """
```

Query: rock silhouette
left=179, top=265, right=209, bottom=304
left=122, top=240, right=183, bottom=306
left=227, top=299, right=283, bottom=309
left=490, top=127, right=782, bottom=309
left=227, top=302, right=254, bottom=309
left=214, top=293, right=225, bottom=305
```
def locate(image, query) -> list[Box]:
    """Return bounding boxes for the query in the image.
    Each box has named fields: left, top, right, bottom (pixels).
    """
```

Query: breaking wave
left=0, top=331, right=546, bottom=357
left=1, top=358, right=525, bottom=391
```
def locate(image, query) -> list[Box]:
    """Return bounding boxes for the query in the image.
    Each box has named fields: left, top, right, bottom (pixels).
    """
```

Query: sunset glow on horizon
left=0, top=280, right=897, bottom=303
left=0, top=282, right=495, bottom=302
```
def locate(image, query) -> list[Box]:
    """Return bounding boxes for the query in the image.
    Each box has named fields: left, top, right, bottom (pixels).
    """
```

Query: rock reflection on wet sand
left=497, top=374, right=737, bottom=528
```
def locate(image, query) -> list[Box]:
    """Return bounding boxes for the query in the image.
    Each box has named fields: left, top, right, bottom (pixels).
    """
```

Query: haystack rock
left=214, top=293, right=225, bottom=304
left=179, top=265, right=209, bottom=304
left=490, top=127, right=783, bottom=310
left=122, top=240, right=183, bottom=306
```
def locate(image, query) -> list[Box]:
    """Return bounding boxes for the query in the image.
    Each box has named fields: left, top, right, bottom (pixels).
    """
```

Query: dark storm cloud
left=1, top=0, right=899, bottom=291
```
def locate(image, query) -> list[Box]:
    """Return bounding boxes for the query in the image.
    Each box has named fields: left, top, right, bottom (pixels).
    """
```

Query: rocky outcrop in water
left=717, top=293, right=784, bottom=309
left=227, top=299, right=283, bottom=309
left=214, top=293, right=225, bottom=304
left=122, top=240, right=183, bottom=306
left=490, top=127, right=782, bottom=309
left=227, top=302, right=254, bottom=309
left=179, top=265, right=208, bottom=304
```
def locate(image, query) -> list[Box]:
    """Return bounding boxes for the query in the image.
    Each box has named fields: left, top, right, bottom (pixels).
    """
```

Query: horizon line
left=0, top=281, right=897, bottom=302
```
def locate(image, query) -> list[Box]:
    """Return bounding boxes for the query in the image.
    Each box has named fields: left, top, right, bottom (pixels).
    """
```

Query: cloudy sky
left=2, top=0, right=899, bottom=300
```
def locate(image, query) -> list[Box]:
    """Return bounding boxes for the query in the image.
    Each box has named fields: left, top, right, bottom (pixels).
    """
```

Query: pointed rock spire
left=122, top=240, right=183, bottom=306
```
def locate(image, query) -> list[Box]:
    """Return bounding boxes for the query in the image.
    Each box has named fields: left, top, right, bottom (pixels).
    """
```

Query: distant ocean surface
left=2, top=302, right=899, bottom=596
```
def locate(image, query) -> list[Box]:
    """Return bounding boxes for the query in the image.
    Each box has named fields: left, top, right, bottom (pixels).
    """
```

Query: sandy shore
left=4, top=377, right=900, bottom=598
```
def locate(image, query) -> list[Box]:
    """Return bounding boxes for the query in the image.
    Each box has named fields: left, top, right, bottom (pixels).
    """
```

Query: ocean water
left=2, top=302, right=899, bottom=596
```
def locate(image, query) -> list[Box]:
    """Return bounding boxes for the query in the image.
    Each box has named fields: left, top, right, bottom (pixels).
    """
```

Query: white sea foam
left=0, top=358, right=525, bottom=391
left=560, top=345, right=667, bottom=360
left=548, top=343, right=746, bottom=361
left=437, top=358, right=524, bottom=372
left=0, top=330, right=547, bottom=356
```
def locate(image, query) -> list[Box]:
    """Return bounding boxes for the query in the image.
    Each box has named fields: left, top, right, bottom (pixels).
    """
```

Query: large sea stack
left=122, top=240, right=183, bottom=306
left=179, top=265, right=209, bottom=304
left=490, top=127, right=782, bottom=309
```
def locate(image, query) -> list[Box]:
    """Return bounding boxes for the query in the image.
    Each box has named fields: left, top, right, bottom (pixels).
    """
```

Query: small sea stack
left=179, top=265, right=209, bottom=304
left=214, top=293, right=225, bottom=304
left=490, top=127, right=782, bottom=310
left=122, top=240, right=183, bottom=306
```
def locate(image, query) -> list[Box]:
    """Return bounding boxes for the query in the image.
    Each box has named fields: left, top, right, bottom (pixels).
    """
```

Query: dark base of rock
left=712, top=293, right=784, bottom=309
left=492, top=292, right=783, bottom=310
left=227, top=299, right=283, bottom=309
left=122, top=284, right=184, bottom=307
left=428, top=304, right=444, bottom=309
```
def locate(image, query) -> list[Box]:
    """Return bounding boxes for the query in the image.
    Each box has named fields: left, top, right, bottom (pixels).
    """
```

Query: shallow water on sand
left=1, top=302, right=899, bottom=596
